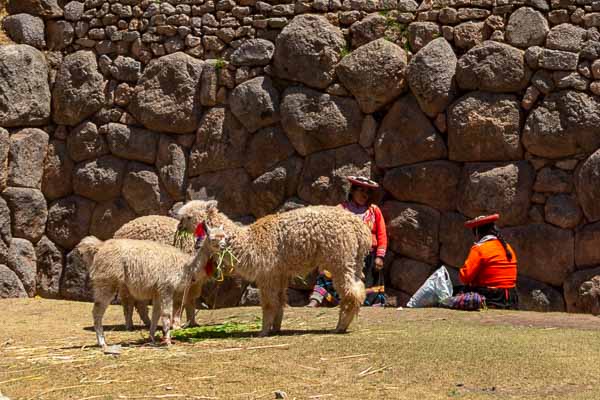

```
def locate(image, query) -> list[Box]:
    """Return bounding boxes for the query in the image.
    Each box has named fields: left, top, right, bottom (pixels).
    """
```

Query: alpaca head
left=176, top=200, right=220, bottom=234
left=76, top=236, right=103, bottom=267
left=189, top=223, right=229, bottom=279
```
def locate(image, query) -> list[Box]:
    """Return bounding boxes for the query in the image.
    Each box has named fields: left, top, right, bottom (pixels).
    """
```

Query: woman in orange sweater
left=308, top=176, right=388, bottom=307
left=458, top=214, right=519, bottom=309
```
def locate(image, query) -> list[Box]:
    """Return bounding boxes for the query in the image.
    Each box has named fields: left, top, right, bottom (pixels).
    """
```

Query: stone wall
left=1, top=0, right=600, bottom=314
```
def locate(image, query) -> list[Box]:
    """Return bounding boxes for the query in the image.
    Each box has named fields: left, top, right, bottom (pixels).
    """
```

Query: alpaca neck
left=218, top=227, right=255, bottom=280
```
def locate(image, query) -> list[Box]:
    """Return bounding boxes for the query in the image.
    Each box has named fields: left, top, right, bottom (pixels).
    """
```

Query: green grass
left=172, top=321, right=261, bottom=342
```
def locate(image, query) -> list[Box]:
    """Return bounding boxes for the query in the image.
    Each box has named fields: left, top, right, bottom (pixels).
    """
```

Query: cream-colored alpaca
left=113, top=215, right=201, bottom=329
left=178, top=201, right=370, bottom=336
left=79, top=236, right=214, bottom=348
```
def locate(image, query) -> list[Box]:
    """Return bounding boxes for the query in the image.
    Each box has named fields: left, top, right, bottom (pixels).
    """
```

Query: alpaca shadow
left=173, top=328, right=337, bottom=342
left=83, top=324, right=148, bottom=332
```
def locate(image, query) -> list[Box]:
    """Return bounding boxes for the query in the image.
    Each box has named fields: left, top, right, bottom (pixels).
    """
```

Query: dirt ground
left=1, top=299, right=600, bottom=400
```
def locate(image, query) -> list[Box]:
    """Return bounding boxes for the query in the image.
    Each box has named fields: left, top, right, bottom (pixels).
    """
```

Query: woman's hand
left=375, top=257, right=384, bottom=270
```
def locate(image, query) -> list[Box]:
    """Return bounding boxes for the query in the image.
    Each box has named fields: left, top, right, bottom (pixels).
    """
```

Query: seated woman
left=457, top=214, right=519, bottom=309
left=308, top=175, right=388, bottom=307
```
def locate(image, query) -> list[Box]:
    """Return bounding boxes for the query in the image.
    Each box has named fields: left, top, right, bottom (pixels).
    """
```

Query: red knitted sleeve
left=373, top=205, right=387, bottom=258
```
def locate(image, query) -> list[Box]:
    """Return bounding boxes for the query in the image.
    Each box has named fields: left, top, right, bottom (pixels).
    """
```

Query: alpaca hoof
left=257, top=330, right=271, bottom=337
left=334, top=328, right=348, bottom=334
left=187, top=321, right=200, bottom=328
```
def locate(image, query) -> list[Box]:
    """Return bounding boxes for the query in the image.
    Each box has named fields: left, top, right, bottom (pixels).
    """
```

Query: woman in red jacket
left=308, top=176, right=388, bottom=307
left=458, top=214, right=519, bottom=309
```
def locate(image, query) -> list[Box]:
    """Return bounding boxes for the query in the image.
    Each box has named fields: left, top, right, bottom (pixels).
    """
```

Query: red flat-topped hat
left=347, top=175, right=379, bottom=189
left=464, top=214, right=500, bottom=228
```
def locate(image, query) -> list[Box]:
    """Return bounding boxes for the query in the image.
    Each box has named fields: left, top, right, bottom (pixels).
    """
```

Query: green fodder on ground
left=1, top=299, right=600, bottom=399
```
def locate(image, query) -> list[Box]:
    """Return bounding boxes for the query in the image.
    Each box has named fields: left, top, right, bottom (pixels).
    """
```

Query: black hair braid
left=474, top=223, right=513, bottom=261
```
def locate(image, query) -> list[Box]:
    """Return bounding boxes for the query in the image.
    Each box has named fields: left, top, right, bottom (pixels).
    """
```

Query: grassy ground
left=1, top=299, right=600, bottom=400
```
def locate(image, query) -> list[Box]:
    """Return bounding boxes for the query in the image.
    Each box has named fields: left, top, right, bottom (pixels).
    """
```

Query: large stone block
left=229, top=76, right=280, bottom=133
left=407, top=37, right=457, bottom=117
left=407, top=22, right=442, bottom=53
left=249, top=158, right=303, bottom=218
left=439, top=212, right=473, bottom=268
left=382, top=201, right=440, bottom=265
left=564, top=267, right=600, bottom=313
left=0, top=264, right=27, bottom=298
left=122, top=162, right=174, bottom=216
left=382, top=161, right=461, bottom=211
left=576, top=149, right=600, bottom=222
left=129, top=52, right=204, bottom=134
left=42, top=140, right=74, bottom=201
left=281, top=86, right=363, bottom=157
left=0, top=129, right=8, bottom=192
left=187, top=168, right=252, bottom=218
left=456, top=41, right=530, bottom=93
left=505, top=7, right=549, bottom=48
left=156, top=135, right=187, bottom=202
left=544, top=194, right=581, bottom=229
left=46, top=195, right=95, bottom=250
left=448, top=92, right=523, bottom=162
left=273, top=15, right=346, bottom=89
left=230, top=38, right=274, bottom=67
left=336, top=38, right=408, bottom=114
left=46, top=20, right=74, bottom=51
left=244, top=126, right=296, bottom=179
left=576, top=222, right=600, bottom=269
left=533, top=167, right=573, bottom=193
left=389, top=257, right=434, bottom=295
left=35, top=236, right=64, bottom=299
left=2, top=14, right=46, bottom=48
left=349, top=13, right=386, bottom=48
left=374, top=95, right=447, bottom=168
left=7, top=0, right=63, bottom=19
left=0, top=45, right=51, bottom=127
left=52, top=51, right=106, bottom=126
left=67, top=121, right=109, bottom=162
left=545, top=23, right=587, bottom=53
left=457, top=161, right=535, bottom=226
left=7, top=238, right=37, bottom=297
left=7, top=128, right=49, bottom=189
left=517, top=275, right=565, bottom=312
left=523, top=91, right=600, bottom=158
left=2, top=187, right=47, bottom=243
left=60, top=245, right=93, bottom=302
left=73, top=155, right=126, bottom=202
left=104, top=123, right=159, bottom=164
left=298, top=144, right=372, bottom=206
left=90, top=198, right=136, bottom=240
left=189, top=107, right=249, bottom=175
left=503, top=223, right=574, bottom=286
left=0, top=197, right=11, bottom=246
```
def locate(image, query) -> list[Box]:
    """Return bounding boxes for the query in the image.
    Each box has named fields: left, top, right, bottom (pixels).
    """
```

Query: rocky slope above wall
left=1, top=0, right=600, bottom=314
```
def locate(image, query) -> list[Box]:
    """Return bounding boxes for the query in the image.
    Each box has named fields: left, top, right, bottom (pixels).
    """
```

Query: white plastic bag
left=406, top=266, right=453, bottom=308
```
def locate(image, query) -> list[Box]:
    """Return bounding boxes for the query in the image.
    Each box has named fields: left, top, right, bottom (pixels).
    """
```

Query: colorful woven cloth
left=441, top=292, right=486, bottom=311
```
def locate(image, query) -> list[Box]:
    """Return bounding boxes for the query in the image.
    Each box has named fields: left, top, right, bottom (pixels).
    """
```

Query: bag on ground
left=440, top=292, right=486, bottom=311
left=406, top=266, right=453, bottom=308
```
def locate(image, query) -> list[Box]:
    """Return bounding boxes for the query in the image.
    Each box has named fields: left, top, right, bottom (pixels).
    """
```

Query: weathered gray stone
left=0, top=264, right=27, bottom=298
left=453, top=21, right=488, bottom=50
left=539, top=49, right=579, bottom=71
left=505, top=7, right=549, bottom=48
left=64, top=1, right=84, bottom=21
left=2, top=187, right=47, bottom=243
left=47, top=20, right=74, bottom=51
left=35, top=236, right=63, bottom=298
left=337, top=38, right=408, bottom=114
left=244, top=126, right=296, bottom=179
left=504, top=223, right=574, bottom=286
left=52, top=51, right=106, bottom=126
left=531, top=70, right=555, bottom=95
left=0, top=129, right=8, bottom=192
left=383, top=161, right=461, bottom=211
left=374, top=95, right=447, bottom=168
left=0, top=45, right=51, bottom=127
left=7, top=0, right=63, bottom=19
left=408, top=22, right=442, bottom=53
left=298, top=144, right=372, bottom=206
left=156, top=135, right=187, bottom=202
left=67, top=121, right=108, bottom=162
left=46, top=196, right=94, bottom=250
left=230, top=38, right=275, bottom=66
left=189, top=107, right=249, bottom=175
left=229, top=76, right=280, bottom=133
left=0, top=197, right=11, bottom=246
left=564, top=267, right=600, bottom=313
left=458, top=161, right=535, bottom=226
left=552, top=71, right=589, bottom=91
left=122, top=162, right=173, bottom=216
left=187, top=168, right=252, bottom=218
left=439, top=212, right=473, bottom=268
left=7, top=238, right=37, bottom=297
left=249, top=159, right=302, bottom=218
left=90, top=198, right=136, bottom=240
left=382, top=201, right=440, bottom=265
left=544, top=194, right=582, bottom=229
left=523, top=91, right=600, bottom=158
left=448, top=92, right=523, bottom=162
left=349, top=13, right=386, bottom=48
left=389, top=257, right=434, bottom=295
left=129, top=52, right=204, bottom=134
left=7, top=128, right=49, bottom=189
left=581, top=40, right=600, bottom=61
left=42, top=140, right=74, bottom=201
left=281, top=86, right=363, bottom=156
left=575, top=222, right=600, bottom=268
left=517, top=275, right=565, bottom=312
left=273, top=15, right=346, bottom=89
left=109, top=56, right=142, bottom=82
left=73, top=155, right=126, bottom=202
left=456, top=41, right=531, bottom=93
left=534, top=167, right=573, bottom=193
left=407, top=38, right=457, bottom=117
left=104, top=123, right=159, bottom=164
left=546, top=23, right=587, bottom=53
left=60, top=245, right=93, bottom=302
left=576, top=149, right=600, bottom=222
left=2, top=14, right=46, bottom=48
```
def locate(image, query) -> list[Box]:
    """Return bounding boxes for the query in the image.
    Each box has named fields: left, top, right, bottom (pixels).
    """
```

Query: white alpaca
left=177, top=201, right=371, bottom=336
left=78, top=234, right=219, bottom=348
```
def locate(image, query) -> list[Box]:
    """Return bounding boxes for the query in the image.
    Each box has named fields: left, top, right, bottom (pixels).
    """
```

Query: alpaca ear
left=207, top=200, right=219, bottom=217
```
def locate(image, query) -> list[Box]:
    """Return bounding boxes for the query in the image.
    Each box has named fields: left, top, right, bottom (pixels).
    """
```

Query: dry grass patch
left=1, top=299, right=600, bottom=399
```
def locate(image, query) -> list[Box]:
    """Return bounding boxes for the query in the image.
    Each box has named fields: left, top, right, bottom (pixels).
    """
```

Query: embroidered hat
left=464, top=214, right=500, bottom=229
left=347, top=175, right=379, bottom=189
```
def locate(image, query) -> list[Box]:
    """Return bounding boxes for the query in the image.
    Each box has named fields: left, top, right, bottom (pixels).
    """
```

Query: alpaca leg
left=135, top=301, right=151, bottom=328
left=333, top=264, right=366, bottom=333
left=120, top=287, right=135, bottom=331
left=185, top=301, right=198, bottom=327
left=93, top=287, right=116, bottom=349
left=159, top=293, right=174, bottom=345
left=172, top=296, right=183, bottom=330
left=258, top=284, right=279, bottom=337
left=271, top=286, right=288, bottom=334
left=149, top=298, right=161, bottom=343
